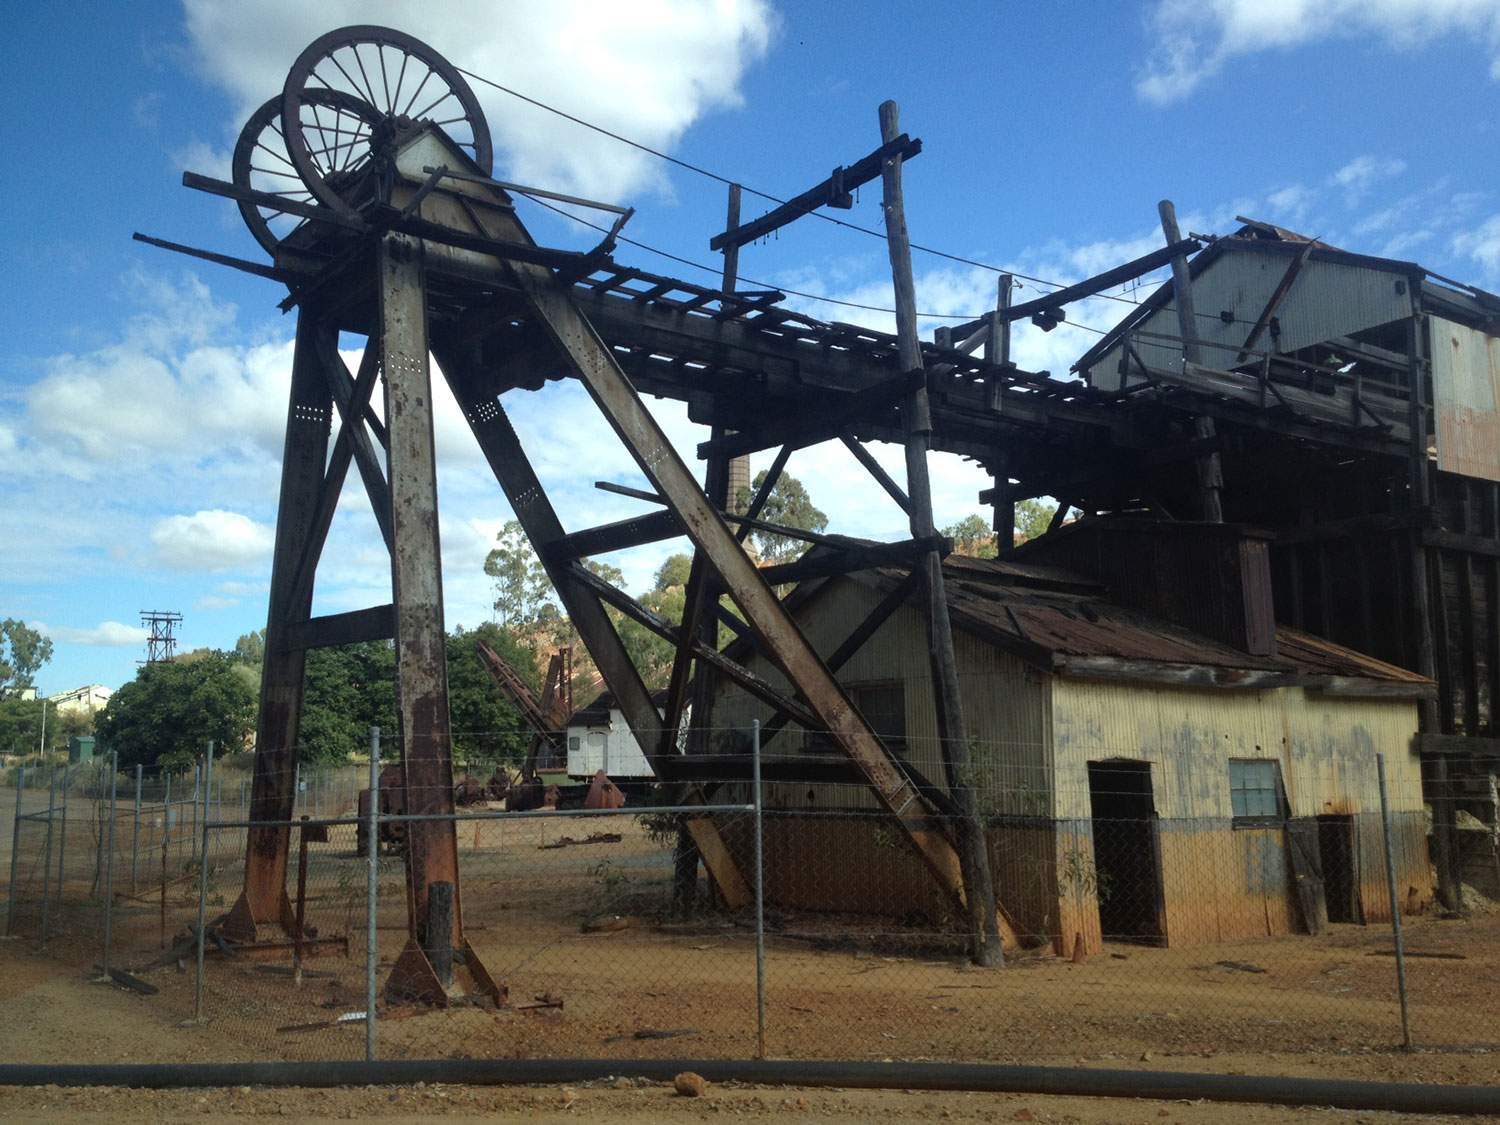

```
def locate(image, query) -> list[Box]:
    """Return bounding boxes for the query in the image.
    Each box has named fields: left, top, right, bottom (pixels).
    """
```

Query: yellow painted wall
left=710, top=576, right=1433, bottom=951
left=1050, top=679, right=1431, bottom=947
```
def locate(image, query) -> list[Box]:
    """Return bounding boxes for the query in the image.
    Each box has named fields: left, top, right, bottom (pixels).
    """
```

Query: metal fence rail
left=0, top=729, right=1495, bottom=1072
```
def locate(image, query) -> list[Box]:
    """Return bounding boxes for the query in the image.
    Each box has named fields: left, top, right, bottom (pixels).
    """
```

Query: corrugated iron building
left=710, top=538, right=1433, bottom=954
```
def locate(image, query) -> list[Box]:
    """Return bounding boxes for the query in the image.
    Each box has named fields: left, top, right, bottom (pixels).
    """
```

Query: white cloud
left=180, top=0, right=774, bottom=201
left=1266, top=184, right=1315, bottom=224
left=151, top=510, right=274, bottom=572
left=194, top=594, right=239, bottom=611
left=1453, top=214, right=1500, bottom=280
left=33, top=621, right=148, bottom=648
left=14, top=273, right=289, bottom=478
left=1330, top=155, right=1406, bottom=205
left=1137, top=0, right=1500, bottom=104
left=169, top=139, right=232, bottom=181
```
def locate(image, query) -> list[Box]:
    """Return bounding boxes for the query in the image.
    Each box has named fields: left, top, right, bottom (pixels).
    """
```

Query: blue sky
left=5, top=0, right=1500, bottom=696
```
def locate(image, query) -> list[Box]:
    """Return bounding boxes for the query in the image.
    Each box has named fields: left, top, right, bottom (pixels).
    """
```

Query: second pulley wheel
left=280, top=24, right=493, bottom=216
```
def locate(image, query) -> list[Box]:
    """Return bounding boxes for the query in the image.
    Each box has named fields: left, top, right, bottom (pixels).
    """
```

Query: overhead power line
left=458, top=66, right=1219, bottom=335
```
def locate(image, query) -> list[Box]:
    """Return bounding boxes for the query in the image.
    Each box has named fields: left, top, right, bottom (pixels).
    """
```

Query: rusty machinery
left=475, top=641, right=572, bottom=810
left=136, top=22, right=1080, bottom=988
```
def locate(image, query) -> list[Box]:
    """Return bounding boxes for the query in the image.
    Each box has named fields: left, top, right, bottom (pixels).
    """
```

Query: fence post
left=54, top=763, right=71, bottom=928
left=5, top=765, right=26, bottom=935
left=752, top=718, right=766, bottom=1060
left=39, top=765, right=57, bottom=947
left=1376, top=753, right=1413, bottom=1049
left=193, top=741, right=215, bottom=1023
left=163, top=771, right=173, bottom=867
left=366, top=726, right=380, bottom=1062
left=130, top=764, right=142, bottom=894
left=101, top=752, right=119, bottom=977
left=190, top=763, right=201, bottom=866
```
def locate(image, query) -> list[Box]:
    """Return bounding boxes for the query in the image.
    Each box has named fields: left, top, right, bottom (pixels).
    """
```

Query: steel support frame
left=434, top=339, right=754, bottom=910
left=376, top=235, right=500, bottom=1006
left=228, top=316, right=333, bottom=942
left=484, top=244, right=1013, bottom=948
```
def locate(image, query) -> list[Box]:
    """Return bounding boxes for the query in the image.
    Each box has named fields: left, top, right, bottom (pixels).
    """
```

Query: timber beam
left=709, top=133, right=922, bottom=252
left=757, top=536, right=949, bottom=586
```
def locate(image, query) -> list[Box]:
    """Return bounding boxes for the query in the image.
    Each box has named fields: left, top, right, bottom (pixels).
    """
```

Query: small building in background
left=565, top=690, right=660, bottom=781
left=67, top=735, right=95, bottom=764
left=50, top=684, right=113, bottom=715
left=710, top=521, right=1435, bottom=954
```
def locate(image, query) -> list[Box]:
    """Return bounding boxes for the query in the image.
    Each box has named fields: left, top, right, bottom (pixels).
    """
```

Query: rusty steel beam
left=503, top=250, right=999, bottom=938
left=434, top=342, right=753, bottom=910
left=569, top=564, right=824, bottom=733
left=1158, top=199, right=1224, bottom=524
left=375, top=234, right=473, bottom=1000
left=312, top=333, right=394, bottom=551
left=285, top=343, right=384, bottom=614
left=228, top=317, right=334, bottom=942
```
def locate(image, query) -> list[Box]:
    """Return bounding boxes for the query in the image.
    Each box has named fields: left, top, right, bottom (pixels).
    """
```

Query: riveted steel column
left=380, top=233, right=461, bottom=952
left=235, top=315, right=334, bottom=937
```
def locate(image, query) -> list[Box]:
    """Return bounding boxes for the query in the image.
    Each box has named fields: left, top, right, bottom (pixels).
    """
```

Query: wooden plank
left=840, top=434, right=911, bottom=514
left=709, top=134, right=921, bottom=252
left=946, top=239, right=1200, bottom=338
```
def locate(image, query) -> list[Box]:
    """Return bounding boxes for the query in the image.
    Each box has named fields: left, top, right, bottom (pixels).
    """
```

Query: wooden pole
left=880, top=99, right=1002, bottom=966
left=1403, top=308, right=1458, bottom=909
left=985, top=277, right=1015, bottom=554
left=1157, top=200, right=1223, bottom=523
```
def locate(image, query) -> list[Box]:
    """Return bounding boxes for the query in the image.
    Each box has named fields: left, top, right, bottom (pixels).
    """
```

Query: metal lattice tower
left=139, top=610, right=183, bottom=664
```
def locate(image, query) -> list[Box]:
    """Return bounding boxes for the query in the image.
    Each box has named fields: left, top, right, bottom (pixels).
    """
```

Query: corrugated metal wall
left=1084, top=250, right=1412, bottom=392
left=1431, top=315, right=1500, bottom=483
left=1050, top=679, right=1430, bottom=944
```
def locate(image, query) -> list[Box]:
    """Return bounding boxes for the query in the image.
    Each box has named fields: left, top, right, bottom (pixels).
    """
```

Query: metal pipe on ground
left=0, top=1060, right=1495, bottom=1115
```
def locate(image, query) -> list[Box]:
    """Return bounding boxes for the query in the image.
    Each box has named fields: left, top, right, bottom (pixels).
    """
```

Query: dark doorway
left=1317, top=814, right=1361, bottom=923
left=1087, top=760, right=1165, bottom=943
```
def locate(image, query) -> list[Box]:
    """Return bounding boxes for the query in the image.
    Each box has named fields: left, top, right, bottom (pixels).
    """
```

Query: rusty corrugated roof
left=860, top=558, right=1431, bottom=687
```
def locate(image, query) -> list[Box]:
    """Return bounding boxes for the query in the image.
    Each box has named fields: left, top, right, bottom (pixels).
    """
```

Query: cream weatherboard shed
left=708, top=547, right=1434, bottom=955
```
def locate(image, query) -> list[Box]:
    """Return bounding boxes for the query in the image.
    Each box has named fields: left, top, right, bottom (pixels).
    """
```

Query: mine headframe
left=137, top=24, right=1093, bottom=983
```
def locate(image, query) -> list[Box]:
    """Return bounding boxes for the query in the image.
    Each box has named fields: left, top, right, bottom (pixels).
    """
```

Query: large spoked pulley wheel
left=232, top=90, right=382, bottom=256
left=280, top=25, right=493, bottom=215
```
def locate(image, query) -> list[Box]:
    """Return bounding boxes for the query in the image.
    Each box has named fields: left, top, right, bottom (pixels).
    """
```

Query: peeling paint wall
left=712, top=578, right=1432, bottom=951
left=1050, top=678, right=1431, bottom=947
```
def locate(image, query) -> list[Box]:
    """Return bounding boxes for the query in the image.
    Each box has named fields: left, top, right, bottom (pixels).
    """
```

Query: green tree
left=0, top=619, right=53, bottom=698
left=0, top=697, right=46, bottom=758
left=737, top=471, right=828, bottom=563
left=944, top=514, right=997, bottom=558
left=297, top=641, right=398, bottom=764
left=231, top=629, right=266, bottom=666
left=652, top=553, right=692, bottom=591
left=447, top=623, right=536, bottom=768
left=94, top=651, right=256, bottom=771
left=1015, top=498, right=1057, bottom=545
left=484, top=520, right=550, bottom=627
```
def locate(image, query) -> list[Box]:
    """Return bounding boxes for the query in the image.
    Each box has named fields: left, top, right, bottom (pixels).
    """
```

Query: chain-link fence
left=1, top=727, right=1496, bottom=1071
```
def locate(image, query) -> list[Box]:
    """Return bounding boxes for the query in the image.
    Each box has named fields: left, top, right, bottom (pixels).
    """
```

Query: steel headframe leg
left=378, top=234, right=502, bottom=1009
left=225, top=314, right=334, bottom=944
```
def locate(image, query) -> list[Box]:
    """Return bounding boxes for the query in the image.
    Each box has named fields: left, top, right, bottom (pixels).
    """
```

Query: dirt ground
left=2, top=807, right=1497, bottom=1119
left=1, top=1075, right=1497, bottom=1124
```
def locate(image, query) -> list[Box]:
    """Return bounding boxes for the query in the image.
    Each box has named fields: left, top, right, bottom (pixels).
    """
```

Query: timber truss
left=140, top=27, right=1442, bottom=978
